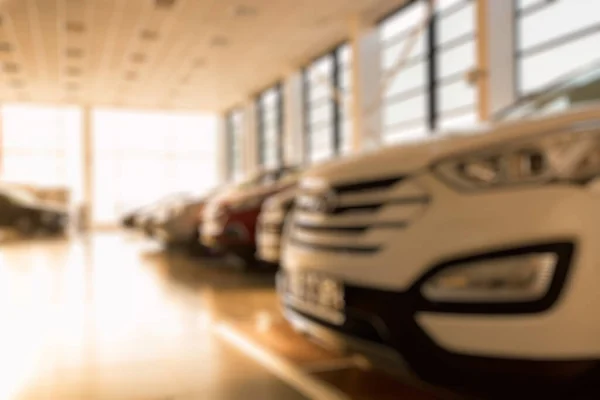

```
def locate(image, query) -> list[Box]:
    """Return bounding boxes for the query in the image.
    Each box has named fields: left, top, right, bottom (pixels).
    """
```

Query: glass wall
left=1, top=104, right=83, bottom=203
left=304, top=53, right=336, bottom=163
left=380, top=0, right=430, bottom=145
left=435, top=0, right=478, bottom=129
left=303, top=43, right=353, bottom=163
left=380, top=0, right=478, bottom=144
left=257, top=85, right=283, bottom=169
left=515, top=0, right=600, bottom=96
left=92, top=109, right=218, bottom=225
left=337, top=44, right=354, bottom=155
left=226, top=109, right=245, bottom=181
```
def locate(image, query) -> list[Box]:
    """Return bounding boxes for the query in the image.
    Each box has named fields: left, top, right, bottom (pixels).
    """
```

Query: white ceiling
left=0, top=0, right=408, bottom=112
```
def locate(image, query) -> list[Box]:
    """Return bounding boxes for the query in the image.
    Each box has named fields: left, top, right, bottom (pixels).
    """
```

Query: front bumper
left=256, top=230, right=282, bottom=264
left=283, top=303, right=598, bottom=393
left=279, top=264, right=599, bottom=389
left=282, top=173, right=600, bottom=365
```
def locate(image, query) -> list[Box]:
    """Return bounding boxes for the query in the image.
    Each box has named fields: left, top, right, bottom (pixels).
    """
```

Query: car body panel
left=278, top=101, right=600, bottom=382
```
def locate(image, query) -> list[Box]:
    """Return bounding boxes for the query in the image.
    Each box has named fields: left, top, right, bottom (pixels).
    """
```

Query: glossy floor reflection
left=0, top=233, right=304, bottom=400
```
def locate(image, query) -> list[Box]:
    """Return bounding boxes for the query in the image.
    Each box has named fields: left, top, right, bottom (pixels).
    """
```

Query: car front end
left=278, top=106, right=600, bottom=388
left=152, top=200, right=204, bottom=245
left=201, top=195, right=263, bottom=263
left=256, top=188, right=296, bottom=265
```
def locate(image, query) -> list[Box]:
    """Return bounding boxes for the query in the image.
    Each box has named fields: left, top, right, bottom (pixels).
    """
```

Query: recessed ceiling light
left=66, top=48, right=84, bottom=58
left=231, top=4, right=258, bottom=17
left=155, top=0, right=176, bottom=9
left=66, top=67, right=81, bottom=76
left=140, top=29, right=159, bottom=41
left=66, top=21, right=86, bottom=33
left=0, top=42, right=11, bottom=52
left=4, top=62, right=19, bottom=73
left=210, top=36, right=229, bottom=47
left=131, top=53, right=146, bottom=63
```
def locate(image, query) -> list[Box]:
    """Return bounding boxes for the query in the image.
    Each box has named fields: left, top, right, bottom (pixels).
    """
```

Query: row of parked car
left=122, top=166, right=299, bottom=266
left=125, top=61, right=600, bottom=394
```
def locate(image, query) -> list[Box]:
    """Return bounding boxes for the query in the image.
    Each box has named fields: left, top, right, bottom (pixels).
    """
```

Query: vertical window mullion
left=427, top=0, right=438, bottom=131
left=228, top=114, right=235, bottom=181
left=276, top=82, right=284, bottom=166
left=302, top=69, right=311, bottom=165
left=256, top=96, right=264, bottom=167
left=332, top=48, right=341, bottom=155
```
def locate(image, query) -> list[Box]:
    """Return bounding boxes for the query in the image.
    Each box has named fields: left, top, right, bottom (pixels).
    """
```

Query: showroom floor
left=0, top=233, right=305, bottom=400
left=0, top=233, right=445, bottom=400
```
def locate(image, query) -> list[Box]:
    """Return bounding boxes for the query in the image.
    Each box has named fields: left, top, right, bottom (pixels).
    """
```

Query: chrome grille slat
left=291, top=176, right=431, bottom=253
left=291, top=227, right=383, bottom=247
left=333, top=176, right=406, bottom=194
left=295, top=221, right=409, bottom=234
left=289, top=237, right=380, bottom=254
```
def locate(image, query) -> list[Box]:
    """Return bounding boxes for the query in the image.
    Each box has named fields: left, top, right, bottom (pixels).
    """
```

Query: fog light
left=421, top=253, right=558, bottom=303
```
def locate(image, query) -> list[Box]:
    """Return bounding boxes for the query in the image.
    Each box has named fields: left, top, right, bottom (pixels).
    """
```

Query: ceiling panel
left=0, top=0, right=409, bottom=112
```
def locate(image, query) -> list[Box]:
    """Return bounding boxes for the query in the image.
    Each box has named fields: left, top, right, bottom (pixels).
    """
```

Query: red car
left=201, top=167, right=299, bottom=268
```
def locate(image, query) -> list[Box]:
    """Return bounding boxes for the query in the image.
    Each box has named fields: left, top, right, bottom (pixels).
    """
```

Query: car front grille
left=290, top=175, right=430, bottom=254
left=260, top=222, right=282, bottom=234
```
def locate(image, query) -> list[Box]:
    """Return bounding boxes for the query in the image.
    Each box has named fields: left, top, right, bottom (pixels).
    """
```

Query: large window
left=92, top=110, right=217, bottom=225
left=380, top=0, right=430, bottom=144
left=303, top=44, right=353, bottom=163
left=515, top=0, right=600, bottom=96
left=337, top=44, right=354, bottom=155
left=1, top=105, right=83, bottom=202
left=226, top=109, right=245, bottom=181
left=435, top=0, right=478, bottom=129
left=257, top=85, right=283, bottom=169
left=304, top=53, right=336, bottom=163
left=380, top=0, right=477, bottom=145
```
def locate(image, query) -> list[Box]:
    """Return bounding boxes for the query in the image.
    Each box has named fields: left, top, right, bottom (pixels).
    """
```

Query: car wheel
left=15, top=217, right=35, bottom=236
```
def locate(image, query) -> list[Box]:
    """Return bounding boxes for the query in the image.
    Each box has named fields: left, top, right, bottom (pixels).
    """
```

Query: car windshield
left=493, top=61, right=600, bottom=122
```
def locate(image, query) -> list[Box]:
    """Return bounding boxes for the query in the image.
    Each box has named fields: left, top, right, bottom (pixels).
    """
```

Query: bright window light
left=92, top=109, right=218, bottom=225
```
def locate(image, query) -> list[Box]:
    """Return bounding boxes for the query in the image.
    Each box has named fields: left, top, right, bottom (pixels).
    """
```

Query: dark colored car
left=0, top=187, right=69, bottom=236
left=201, top=167, right=300, bottom=267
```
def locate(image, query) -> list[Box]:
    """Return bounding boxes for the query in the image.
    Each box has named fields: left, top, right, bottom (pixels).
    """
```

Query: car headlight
left=421, top=252, right=557, bottom=303
left=432, top=127, right=600, bottom=190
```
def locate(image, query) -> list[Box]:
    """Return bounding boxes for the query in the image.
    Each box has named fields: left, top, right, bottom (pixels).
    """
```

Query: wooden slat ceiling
left=0, top=0, right=408, bottom=112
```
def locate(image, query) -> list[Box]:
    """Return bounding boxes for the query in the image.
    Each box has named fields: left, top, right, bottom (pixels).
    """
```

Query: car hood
left=303, top=105, right=600, bottom=183
left=214, top=179, right=298, bottom=207
left=26, top=201, right=68, bottom=214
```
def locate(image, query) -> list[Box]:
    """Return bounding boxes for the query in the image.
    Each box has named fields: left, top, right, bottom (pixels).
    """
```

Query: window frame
left=256, top=82, right=284, bottom=169
left=378, top=0, right=477, bottom=142
left=225, top=108, right=244, bottom=182
left=513, top=0, right=600, bottom=97
left=302, top=42, right=349, bottom=164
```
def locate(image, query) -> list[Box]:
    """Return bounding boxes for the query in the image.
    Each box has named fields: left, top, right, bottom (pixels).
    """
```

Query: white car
left=152, top=197, right=207, bottom=246
left=256, top=188, right=297, bottom=265
left=278, top=63, right=600, bottom=388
